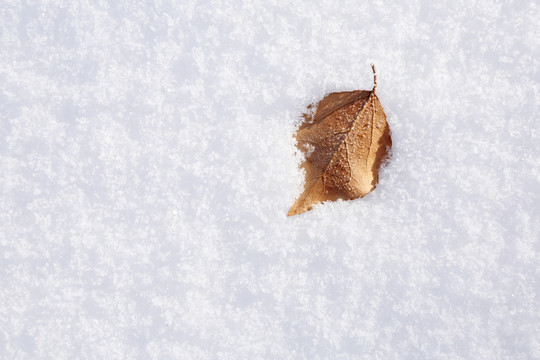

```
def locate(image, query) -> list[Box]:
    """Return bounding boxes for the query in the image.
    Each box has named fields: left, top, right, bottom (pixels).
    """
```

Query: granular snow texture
left=1, top=0, right=539, bottom=359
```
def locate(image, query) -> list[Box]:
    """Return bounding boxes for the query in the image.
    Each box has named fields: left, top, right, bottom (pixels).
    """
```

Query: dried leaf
left=288, top=65, right=392, bottom=216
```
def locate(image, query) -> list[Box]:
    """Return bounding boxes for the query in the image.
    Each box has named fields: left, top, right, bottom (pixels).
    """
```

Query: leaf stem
left=371, top=64, right=377, bottom=92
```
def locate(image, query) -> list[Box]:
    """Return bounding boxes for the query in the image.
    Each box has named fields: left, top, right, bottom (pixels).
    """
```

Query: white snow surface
left=1, top=0, right=540, bottom=359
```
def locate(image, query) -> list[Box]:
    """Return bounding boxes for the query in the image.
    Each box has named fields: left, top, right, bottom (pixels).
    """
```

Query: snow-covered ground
left=1, top=0, right=539, bottom=358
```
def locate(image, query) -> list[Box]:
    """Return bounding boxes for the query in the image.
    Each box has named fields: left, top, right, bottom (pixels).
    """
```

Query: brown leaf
left=288, top=65, right=392, bottom=216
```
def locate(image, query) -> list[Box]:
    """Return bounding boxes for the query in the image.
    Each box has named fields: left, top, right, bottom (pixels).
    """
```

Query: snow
left=1, top=0, right=539, bottom=358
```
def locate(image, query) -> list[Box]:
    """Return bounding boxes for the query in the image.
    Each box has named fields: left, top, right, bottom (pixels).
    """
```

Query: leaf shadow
left=370, top=121, right=392, bottom=189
